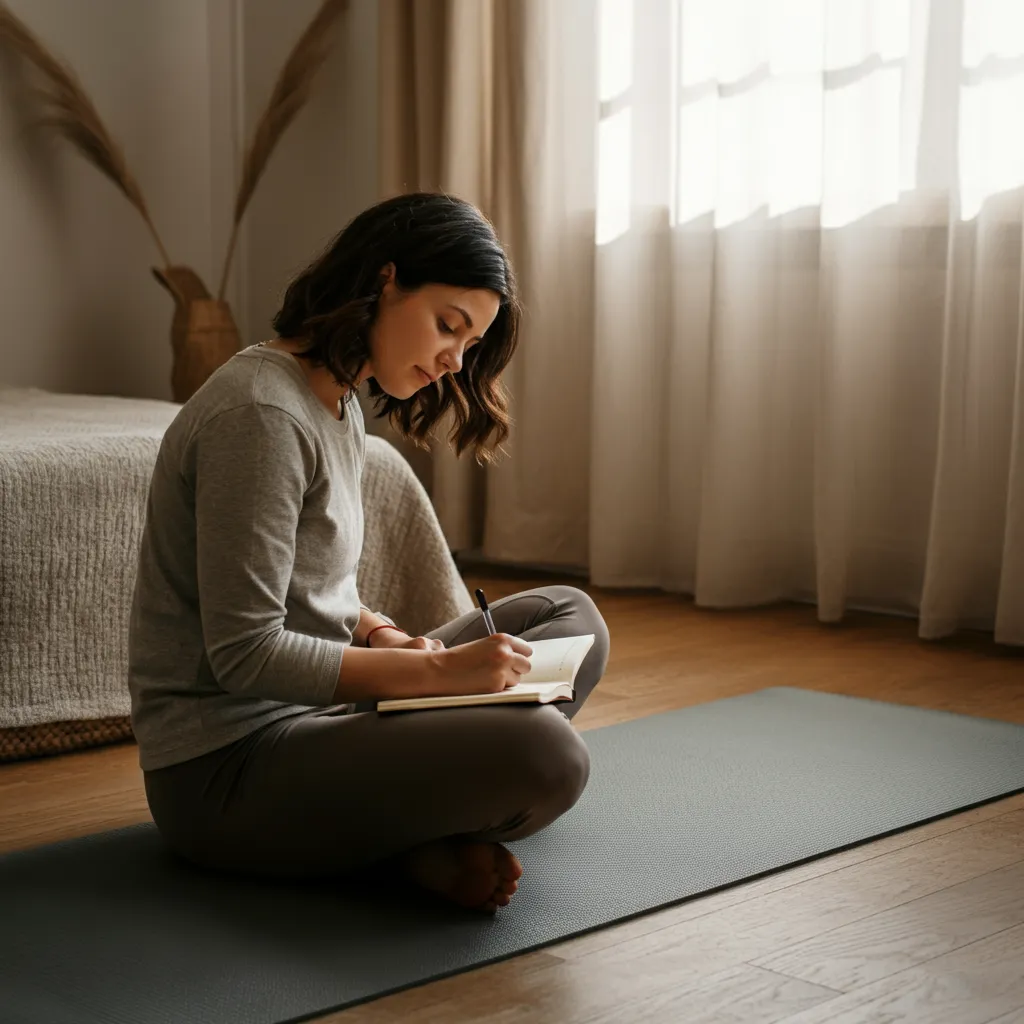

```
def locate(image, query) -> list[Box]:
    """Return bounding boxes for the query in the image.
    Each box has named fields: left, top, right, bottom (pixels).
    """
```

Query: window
left=594, top=0, right=1024, bottom=239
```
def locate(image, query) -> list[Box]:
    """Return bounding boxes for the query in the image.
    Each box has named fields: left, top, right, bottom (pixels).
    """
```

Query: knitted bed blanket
left=0, top=387, right=470, bottom=729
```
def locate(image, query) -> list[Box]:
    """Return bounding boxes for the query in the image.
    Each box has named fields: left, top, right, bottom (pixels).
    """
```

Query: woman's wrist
left=418, top=646, right=449, bottom=694
left=365, top=623, right=408, bottom=648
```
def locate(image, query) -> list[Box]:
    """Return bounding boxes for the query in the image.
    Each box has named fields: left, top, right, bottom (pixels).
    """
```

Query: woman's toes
left=399, top=839, right=524, bottom=913
left=498, top=849, right=524, bottom=881
left=497, top=875, right=519, bottom=897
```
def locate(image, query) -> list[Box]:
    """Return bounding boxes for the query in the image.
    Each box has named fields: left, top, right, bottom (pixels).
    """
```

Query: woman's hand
left=427, top=633, right=533, bottom=696
left=369, top=629, right=445, bottom=653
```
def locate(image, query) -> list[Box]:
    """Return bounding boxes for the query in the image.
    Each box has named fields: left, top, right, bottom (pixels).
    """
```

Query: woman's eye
left=438, top=318, right=455, bottom=335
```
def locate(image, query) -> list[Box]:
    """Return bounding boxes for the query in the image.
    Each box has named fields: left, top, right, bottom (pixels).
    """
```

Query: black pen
left=474, top=588, right=497, bottom=635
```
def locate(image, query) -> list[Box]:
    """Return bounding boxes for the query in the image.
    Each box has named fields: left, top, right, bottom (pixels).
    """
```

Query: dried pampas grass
left=0, top=2, right=171, bottom=267
left=0, top=0, right=348, bottom=401
left=217, top=0, right=349, bottom=299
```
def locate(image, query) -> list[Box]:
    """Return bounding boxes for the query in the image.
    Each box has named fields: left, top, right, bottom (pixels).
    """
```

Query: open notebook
left=376, top=634, right=595, bottom=713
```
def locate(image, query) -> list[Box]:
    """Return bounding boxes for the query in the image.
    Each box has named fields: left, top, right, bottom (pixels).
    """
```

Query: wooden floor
left=2, top=572, right=1023, bottom=1023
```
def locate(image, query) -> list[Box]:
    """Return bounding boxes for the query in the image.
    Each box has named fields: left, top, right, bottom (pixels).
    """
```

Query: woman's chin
left=378, top=377, right=421, bottom=400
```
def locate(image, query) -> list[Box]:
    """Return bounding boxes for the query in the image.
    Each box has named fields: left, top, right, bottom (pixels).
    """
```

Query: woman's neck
left=264, top=337, right=355, bottom=419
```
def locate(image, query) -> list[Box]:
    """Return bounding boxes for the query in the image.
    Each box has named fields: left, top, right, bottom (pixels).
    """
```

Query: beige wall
left=239, top=0, right=378, bottom=348
left=0, top=0, right=378, bottom=400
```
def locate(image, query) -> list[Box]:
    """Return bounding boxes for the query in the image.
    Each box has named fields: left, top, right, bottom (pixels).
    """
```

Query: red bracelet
left=365, top=624, right=408, bottom=647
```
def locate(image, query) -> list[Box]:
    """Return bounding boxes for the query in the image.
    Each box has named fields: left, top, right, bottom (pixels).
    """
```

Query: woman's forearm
left=332, top=646, right=439, bottom=703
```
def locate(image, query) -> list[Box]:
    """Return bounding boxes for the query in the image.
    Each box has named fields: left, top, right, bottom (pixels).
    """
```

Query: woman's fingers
left=497, top=634, right=533, bottom=658
left=512, top=652, right=533, bottom=675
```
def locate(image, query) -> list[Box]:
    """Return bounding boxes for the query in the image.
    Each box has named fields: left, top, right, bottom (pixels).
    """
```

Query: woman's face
left=367, top=265, right=501, bottom=399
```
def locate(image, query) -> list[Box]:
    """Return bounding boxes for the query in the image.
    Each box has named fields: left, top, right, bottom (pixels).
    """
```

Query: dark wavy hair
left=271, top=192, right=520, bottom=463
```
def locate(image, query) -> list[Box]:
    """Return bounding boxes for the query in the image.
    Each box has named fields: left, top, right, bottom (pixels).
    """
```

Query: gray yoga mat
left=3, top=687, right=1024, bottom=1024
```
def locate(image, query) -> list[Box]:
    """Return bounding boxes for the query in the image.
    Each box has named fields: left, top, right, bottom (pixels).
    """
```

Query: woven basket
left=153, top=266, right=241, bottom=402
left=0, top=717, right=134, bottom=763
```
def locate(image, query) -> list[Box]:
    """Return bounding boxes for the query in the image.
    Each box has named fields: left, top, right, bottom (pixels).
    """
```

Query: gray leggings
left=144, top=585, right=609, bottom=879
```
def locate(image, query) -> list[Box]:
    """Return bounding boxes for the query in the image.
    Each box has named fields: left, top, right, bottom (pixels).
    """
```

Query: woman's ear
left=378, top=262, right=396, bottom=291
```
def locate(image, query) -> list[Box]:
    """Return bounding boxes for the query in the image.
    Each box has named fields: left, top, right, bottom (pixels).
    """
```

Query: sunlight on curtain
left=596, top=0, right=634, bottom=243
left=961, top=1, right=1024, bottom=218
left=595, top=0, right=1024, bottom=231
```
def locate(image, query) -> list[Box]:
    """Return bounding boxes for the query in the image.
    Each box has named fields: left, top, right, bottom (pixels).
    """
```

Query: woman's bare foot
left=399, top=839, right=523, bottom=913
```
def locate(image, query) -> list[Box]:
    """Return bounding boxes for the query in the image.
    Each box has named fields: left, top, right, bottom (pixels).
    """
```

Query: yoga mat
left=3, top=687, right=1024, bottom=1024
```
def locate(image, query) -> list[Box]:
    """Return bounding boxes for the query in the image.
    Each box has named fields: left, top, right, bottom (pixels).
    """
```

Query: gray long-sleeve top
left=128, top=345, right=366, bottom=771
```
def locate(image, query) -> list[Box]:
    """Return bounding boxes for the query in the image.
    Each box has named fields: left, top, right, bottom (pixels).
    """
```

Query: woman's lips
left=417, top=367, right=435, bottom=384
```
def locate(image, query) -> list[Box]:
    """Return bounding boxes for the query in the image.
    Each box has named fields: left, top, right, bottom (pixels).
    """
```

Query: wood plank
left=570, top=964, right=838, bottom=1024
left=543, top=962, right=838, bottom=1024
left=775, top=922, right=1024, bottom=1024
left=320, top=952, right=566, bottom=1024
left=755, top=855, right=1024, bottom=991
left=0, top=742, right=149, bottom=854
left=330, top=956, right=838, bottom=1024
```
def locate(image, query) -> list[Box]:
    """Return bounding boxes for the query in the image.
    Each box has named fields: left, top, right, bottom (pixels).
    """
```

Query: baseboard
left=453, top=549, right=589, bottom=581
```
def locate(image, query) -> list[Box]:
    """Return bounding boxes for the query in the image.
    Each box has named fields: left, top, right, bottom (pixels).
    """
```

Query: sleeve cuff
left=310, top=637, right=346, bottom=706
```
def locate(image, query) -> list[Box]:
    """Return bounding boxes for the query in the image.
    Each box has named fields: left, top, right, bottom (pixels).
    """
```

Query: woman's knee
left=543, top=585, right=610, bottom=676
left=502, top=706, right=591, bottom=821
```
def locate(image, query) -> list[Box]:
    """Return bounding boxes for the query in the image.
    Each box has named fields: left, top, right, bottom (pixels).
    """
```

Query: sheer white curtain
left=590, top=0, right=1024, bottom=643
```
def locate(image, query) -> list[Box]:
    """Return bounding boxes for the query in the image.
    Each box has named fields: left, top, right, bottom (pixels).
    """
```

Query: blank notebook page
left=519, top=635, right=595, bottom=684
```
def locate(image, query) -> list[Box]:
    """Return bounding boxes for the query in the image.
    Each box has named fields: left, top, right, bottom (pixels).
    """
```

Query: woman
left=129, top=192, right=609, bottom=913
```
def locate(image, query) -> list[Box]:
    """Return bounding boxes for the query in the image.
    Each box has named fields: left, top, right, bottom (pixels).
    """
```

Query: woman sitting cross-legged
left=129, top=191, right=610, bottom=913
